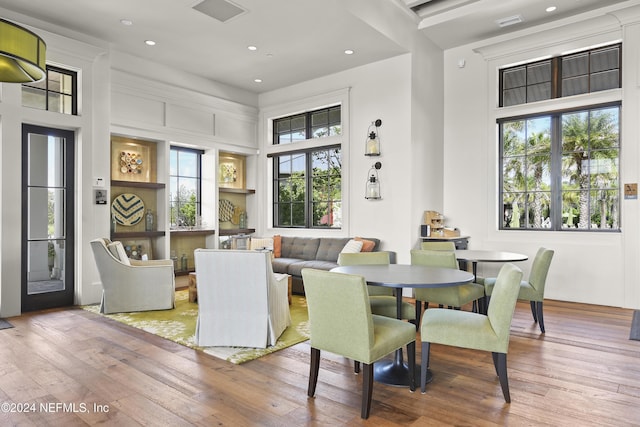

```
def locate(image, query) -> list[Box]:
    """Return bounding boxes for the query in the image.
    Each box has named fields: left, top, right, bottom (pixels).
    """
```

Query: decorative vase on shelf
left=239, top=211, right=247, bottom=229
left=145, top=209, right=154, bottom=231
left=170, top=251, right=178, bottom=272
left=181, top=253, right=188, bottom=271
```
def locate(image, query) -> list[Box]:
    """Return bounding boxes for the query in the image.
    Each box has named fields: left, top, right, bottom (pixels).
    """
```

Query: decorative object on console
left=365, top=119, right=382, bottom=156
left=365, top=162, right=382, bottom=200
left=111, top=193, right=145, bottom=226
left=0, top=18, right=46, bottom=83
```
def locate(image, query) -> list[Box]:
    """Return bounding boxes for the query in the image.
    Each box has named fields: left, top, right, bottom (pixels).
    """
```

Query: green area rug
left=82, top=290, right=309, bottom=364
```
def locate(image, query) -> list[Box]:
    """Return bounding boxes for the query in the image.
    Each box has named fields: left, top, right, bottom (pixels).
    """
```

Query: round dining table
left=454, top=249, right=528, bottom=280
left=330, top=264, right=474, bottom=387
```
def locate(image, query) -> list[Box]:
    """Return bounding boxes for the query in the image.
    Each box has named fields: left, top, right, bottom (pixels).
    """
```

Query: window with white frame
left=498, top=43, right=621, bottom=231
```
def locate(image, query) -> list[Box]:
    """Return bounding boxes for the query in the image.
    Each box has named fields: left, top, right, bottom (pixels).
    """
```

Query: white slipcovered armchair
left=194, top=249, right=291, bottom=348
left=90, top=238, right=175, bottom=314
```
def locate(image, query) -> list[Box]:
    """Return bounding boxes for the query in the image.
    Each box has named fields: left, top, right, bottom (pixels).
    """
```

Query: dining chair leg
left=420, top=342, right=431, bottom=393
left=308, top=348, right=321, bottom=397
left=415, top=300, right=423, bottom=326
left=530, top=300, right=538, bottom=323
left=536, top=301, right=545, bottom=333
left=407, top=341, right=416, bottom=392
left=361, top=363, right=374, bottom=419
left=492, top=352, right=510, bottom=403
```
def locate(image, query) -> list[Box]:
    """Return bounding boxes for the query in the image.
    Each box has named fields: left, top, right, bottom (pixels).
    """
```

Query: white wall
left=258, top=41, right=443, bottom=264
left=442, top=5, right=640, bottom=308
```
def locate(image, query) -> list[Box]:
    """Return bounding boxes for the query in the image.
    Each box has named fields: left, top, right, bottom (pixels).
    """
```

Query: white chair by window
left=90, top=238, right=175, bottom=314
left=194, top=249, right=291, bottom=348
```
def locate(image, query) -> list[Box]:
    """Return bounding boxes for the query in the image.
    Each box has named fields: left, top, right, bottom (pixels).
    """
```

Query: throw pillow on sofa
left=355, top=237, right=376, bottom=252
left=341, top=239, right=364, bottom=253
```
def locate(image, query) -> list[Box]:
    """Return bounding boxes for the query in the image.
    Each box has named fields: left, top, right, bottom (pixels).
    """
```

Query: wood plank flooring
left=1, top=296, right=639, bottom=426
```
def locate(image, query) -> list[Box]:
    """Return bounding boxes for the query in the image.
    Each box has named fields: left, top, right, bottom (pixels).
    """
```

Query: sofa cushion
left=286, top=260, right=339, bottom=277
left=281, top=237, right=320, bottom=259
left=315, top=237, right=351, bottom=262
left=271, top=257, right=300, bottom=275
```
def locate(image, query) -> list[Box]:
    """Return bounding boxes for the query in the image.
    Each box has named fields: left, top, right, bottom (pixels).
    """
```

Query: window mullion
left=550, top=115, right=563, bottom=230
left=305, top=153, right=312, bottom=228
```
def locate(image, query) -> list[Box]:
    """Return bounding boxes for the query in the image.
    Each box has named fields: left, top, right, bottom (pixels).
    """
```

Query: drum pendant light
left=0, top=18, right=46, bottom=83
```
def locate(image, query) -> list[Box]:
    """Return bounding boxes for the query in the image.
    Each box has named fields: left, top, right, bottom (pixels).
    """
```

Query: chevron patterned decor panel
left=111, top=193, right=145, bottom=226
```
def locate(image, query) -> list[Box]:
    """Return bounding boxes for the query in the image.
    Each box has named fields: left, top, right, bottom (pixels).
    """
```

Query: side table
left=188, top=272, right=198, bottom=303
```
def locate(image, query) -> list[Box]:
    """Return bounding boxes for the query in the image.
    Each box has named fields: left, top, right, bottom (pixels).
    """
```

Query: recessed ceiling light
left=145, top=40, right=156, bottom=46
left=546, top=6, right=557, bottom=12
left=120, top=19, right=133, bottom=26
left=254, top=78, right=262, bottom=83
left=247, top=45, right=257, bottom=51
left=344, top=49, right=354, bottom=55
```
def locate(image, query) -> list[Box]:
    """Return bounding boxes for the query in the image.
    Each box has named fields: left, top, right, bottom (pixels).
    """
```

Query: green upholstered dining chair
left=420, top=241, right=456, bottom=251
left=338, top=252, right=416, bottom=322
left=301, top=268, right=416, bottom=419
left=410, top=249, right=486, bottom=324
left=483, top=247, right=554, bottom=333
left=420, top=263, right=523, bottom=402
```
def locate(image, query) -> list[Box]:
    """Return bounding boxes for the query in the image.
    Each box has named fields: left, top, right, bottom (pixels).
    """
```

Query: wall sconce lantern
left=0, top=18, right=47, bottom=83
left=365, top=162, right=382, bottom=200
left=365, top=119, right=382, bottom=156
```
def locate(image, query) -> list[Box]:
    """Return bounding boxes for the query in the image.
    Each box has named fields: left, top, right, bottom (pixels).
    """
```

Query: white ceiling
left=0, top=0, right=633, bottom=94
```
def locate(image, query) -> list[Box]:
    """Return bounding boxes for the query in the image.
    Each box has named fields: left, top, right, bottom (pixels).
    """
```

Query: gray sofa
left=271, top=236, right=391, bottom=294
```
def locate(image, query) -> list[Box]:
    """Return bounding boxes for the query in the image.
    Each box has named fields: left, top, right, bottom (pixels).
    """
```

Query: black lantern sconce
left=365, top=119, right=382, bottom=156
left=365, top=162, right=382, bottom=200
left=503, top=202, right=513, bottom=228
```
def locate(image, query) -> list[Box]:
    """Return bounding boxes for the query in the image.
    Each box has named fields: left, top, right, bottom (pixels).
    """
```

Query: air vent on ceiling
left=193, top=0, right=246, bottom=23
left=496, top=14, right=523, bottom=28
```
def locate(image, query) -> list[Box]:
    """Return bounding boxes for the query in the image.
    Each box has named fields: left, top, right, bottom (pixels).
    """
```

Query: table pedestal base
left=373, top=350, right=432, bottom=387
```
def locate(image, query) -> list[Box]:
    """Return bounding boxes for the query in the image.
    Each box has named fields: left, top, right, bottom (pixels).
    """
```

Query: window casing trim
left=261, top=88, right=350, bottom=233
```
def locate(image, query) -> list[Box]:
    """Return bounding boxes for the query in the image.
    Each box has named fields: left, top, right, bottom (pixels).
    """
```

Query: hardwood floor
left=1, top=297, right=639, bottom=426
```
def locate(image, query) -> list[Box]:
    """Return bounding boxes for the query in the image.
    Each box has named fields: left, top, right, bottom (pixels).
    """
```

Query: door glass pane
left=26, top=132, right=68, bottom=296
left=28, top=134, right=64, bottom=187
left=28, top=188, right=65, bottom=239
left=27, top=240, right=65, bottom=294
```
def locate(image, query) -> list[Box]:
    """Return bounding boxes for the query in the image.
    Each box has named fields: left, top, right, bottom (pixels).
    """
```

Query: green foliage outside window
left=501, top=105, right=619, bottom=230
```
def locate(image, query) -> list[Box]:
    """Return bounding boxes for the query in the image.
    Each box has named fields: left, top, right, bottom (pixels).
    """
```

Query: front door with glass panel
left=22, top=125, right=75, bottom=311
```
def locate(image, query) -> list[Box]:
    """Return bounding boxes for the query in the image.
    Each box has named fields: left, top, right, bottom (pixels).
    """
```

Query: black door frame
left=21, top=124, right=75, bottom=312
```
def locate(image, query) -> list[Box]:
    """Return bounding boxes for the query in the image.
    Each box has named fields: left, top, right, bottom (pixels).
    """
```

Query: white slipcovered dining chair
left=194, top=249, right=291, bottom=348
left=90, top=238, right=175, bottom=314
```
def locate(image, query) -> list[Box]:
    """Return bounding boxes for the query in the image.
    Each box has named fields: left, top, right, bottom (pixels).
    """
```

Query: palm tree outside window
left=499, top=104, right=620, bottom=231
